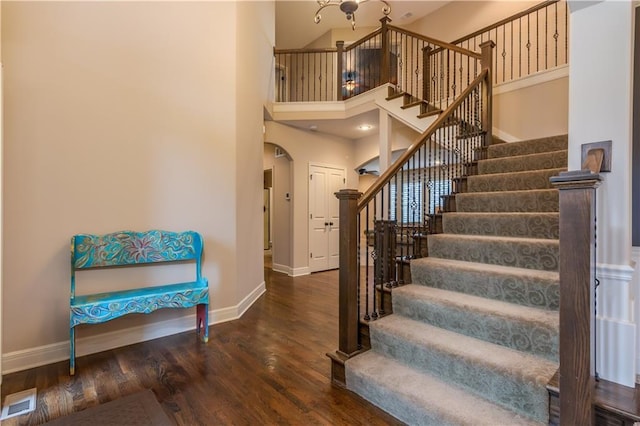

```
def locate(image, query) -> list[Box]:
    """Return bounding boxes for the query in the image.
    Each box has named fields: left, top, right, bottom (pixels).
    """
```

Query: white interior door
left=309, top=164, right=345, bottom=272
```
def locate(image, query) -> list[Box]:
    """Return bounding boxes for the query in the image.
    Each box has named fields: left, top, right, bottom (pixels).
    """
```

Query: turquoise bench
left=69, top=230, right=209, bottom=375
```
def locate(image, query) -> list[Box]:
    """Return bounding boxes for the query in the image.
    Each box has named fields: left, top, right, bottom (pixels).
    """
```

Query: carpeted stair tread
left=478, top=150, right=568, bottom=175
left=428, top=234, right=559, bottom=271
left=487, top=135, right=568, bottom=159
left=442, top=212, right=559, bottom=239
left=346, top=351, right=545, bottom=426
left=455, top=189, right=559, bottom=212
left=467, top=168, right=566, bottom=192
left=392, top=285, right=558, bottom=360
left=410, top=257, right=559, bottom=310
left=368, top=315, right=558, bottom=422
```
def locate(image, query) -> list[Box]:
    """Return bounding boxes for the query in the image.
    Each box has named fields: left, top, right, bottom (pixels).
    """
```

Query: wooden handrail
left=343, top=28, right=383, bottom=51
left=274, top=47, right=338, bottom=54
left=429, top=0, right=560, bottom=57
left=357, top=69, right=488, bottom=210
left=387, top=25, right=482, bottom=60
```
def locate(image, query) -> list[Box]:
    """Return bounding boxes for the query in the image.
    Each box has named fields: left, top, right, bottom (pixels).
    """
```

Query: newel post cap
left=550, top=170, right=602, bottom=190
left=335, top=189, right=362, bottom=200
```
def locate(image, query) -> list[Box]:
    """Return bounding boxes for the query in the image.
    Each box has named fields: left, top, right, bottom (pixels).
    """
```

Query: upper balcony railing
left=274, top=1, right=567, bottom=104
left=447, top=0, right=568, bottom=85
left=274, top=17, right=482, bottom=111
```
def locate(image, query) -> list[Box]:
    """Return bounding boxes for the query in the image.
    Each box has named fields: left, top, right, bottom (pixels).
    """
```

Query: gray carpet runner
left=345, top=134, right=567, bottom=425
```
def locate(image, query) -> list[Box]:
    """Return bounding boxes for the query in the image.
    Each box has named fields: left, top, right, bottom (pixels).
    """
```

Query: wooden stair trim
left=547, top=371, right=640, bottom=425
left=417, top=108, right=442, bottom=119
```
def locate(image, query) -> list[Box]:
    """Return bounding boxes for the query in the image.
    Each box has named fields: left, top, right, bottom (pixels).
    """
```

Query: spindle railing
left=329, top=41, right=494, bottom=382
left=444, top=0, right=568, bottom=85
left=274, top=1, right=567, bottom=104
left=274, top=18, right=482, bottom=107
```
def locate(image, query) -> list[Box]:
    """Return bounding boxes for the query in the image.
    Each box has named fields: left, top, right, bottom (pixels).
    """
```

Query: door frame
left=308, top=162, right=347, bottom=272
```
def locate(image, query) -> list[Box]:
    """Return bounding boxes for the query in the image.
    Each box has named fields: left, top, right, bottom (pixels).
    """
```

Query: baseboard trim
left=595, top=261, right=636, bottom=387
left=272, top=263, right=292, bottom=275
left=2, top=281, right=266, bottom=375
left=632, top=247, right=640, bottom=383
left=493, top=64, right=569, bottom=96
left=291, top=266, right=310, bottom=277
left=272, top=263, right=310, bottom=277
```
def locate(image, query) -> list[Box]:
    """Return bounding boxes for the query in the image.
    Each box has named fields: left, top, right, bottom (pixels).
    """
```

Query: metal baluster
left=545, top=5, right=548, bottom=71
left=511, top=21, right=514, bottom=81
left=364, top=205, right=370, bottom=321
left=372, top=197, right=378, bottom=319
left=527, top=13, right=531, bottom=76
left=536, top=9, right=539, bottom=73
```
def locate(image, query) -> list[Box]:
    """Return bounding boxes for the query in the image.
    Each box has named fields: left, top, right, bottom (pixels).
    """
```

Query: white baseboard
left=493, top=64, right=569, bottom=96
left=633, top=247, right=640, bottom=383
left=272, top=263, right=310, bottom=277
left=1, top=281, right=266, bottom=374
left=597, top=316, right=636, bottom=387
left=492, top=128, right=519, bottom=143
left=595, top=262, right=636, bottom=387
left=272, top=263, right=292, bottom=275
left=291, top=266, right=310, bottom=277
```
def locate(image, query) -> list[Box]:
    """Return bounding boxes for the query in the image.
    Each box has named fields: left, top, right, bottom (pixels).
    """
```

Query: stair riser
left=346, top=371, right=448, bottom=426
left=370, top=327, right=551, bottom=422
left=487, top=136, right=568, bottom=159
left=455, top=190, right=559, bottom=213
left=392, top=293, right=559, bottom=361
left=478, top=150, right=568, bottom=175
left=410, top=263, right=560, bottom=310
left=440, top=195, right=456, bottom=213
left=442, top=213, right=559, bottom=239
left=428, top=236, right=559, bottom=272
left=467, top=168, right=565, bottom=193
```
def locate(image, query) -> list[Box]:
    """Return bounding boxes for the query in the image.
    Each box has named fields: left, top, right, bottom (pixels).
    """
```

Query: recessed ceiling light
left=358, top=124, right=372, bottom=131
left=309, top=125, right=318, bottom=131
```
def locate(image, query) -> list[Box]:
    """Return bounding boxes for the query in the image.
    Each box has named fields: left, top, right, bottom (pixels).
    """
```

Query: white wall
left=0, top=0, right=3, bottom=383
left=264, top=122, right=357, bottom=275
left=493, top=73, right=569, bottom=141
left=236, top=1, right=275, bottom=302
left=2, top=1, right=272, bottom=372
left=354, top=119, right=418, bottom=170
left=568, top=0, right=636, bottom=387
left=406, top=1, right=540, bottom=42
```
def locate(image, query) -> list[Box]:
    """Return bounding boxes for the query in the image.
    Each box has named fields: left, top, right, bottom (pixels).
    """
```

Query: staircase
left=345, top=135, right=569, bottom=425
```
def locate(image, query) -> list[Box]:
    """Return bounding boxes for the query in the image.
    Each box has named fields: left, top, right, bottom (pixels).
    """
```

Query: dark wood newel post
left=479, top=40, right=495, bottom=147
left=422, top=46, right=432, bottom=102
left=550, top=170, right=601, bottom=426
left=336, top=40, right=345, bottom=101
left=327, top=188, right=362, bottom=386
left=380, top=17, right=391, bottom=85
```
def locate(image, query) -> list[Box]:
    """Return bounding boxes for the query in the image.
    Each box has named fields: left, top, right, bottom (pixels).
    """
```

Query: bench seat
left=69, top=230, right=209, bottom=375
left=71, top=279, right=209, bottom=326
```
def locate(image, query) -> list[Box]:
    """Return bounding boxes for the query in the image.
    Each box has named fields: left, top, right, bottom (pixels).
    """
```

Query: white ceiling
left=278, top=109, right=381, bottom=140
left=276, top=1, right=449, bottom=49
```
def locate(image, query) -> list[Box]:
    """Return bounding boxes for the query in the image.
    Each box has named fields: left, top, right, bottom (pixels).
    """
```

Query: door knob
left=329, top=222, right=334, bottom=226
left=325, top=222, right=329, bottom=226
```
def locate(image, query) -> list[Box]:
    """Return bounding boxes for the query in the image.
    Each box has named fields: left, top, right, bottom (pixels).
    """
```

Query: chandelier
left=314, top=0, right=391, bottom=30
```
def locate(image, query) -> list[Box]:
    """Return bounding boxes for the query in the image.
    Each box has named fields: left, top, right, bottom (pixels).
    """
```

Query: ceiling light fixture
left=314, top=0, right=391, bottom=30
left=358, top=124, right=372, bottom=131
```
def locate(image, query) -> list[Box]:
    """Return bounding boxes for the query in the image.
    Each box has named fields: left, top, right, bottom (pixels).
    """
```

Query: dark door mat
left=43, top=389, right=173, bottom=426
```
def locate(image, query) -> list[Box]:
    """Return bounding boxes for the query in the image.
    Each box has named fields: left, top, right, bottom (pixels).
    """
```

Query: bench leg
left=70, top=326, right=76, bottom=375
left=196, top=303, right=209, bottom=343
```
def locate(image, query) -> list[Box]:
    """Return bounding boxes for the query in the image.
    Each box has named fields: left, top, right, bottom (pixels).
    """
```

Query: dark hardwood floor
left=1, top=266, right=403, bottom=426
